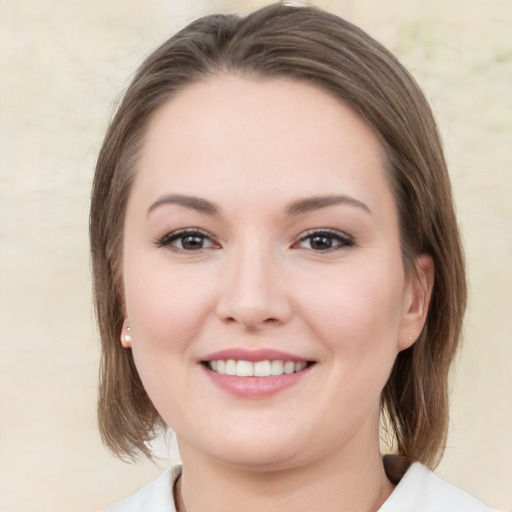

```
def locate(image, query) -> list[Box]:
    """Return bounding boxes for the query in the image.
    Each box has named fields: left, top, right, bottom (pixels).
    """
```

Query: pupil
left=183, top=235, right=203, bottom=250
left=311, top=235, right=332, bottom=249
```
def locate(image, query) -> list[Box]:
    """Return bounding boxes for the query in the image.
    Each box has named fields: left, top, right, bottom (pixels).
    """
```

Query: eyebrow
left=286, top=195, right=372, bottom=216
left=147, top=194, right=219, bottom=216
left=146, top=193, right=371, bottom=217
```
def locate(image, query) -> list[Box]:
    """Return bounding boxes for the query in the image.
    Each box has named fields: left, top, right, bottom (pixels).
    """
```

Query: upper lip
left=201, top=348, right=310, bottom=363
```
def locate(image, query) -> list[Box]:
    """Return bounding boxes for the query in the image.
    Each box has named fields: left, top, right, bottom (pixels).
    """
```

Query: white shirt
left=103, top=463, right=496, bottom=511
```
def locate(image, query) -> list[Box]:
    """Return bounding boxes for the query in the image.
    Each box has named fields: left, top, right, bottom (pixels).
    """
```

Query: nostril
left=216, top=287, right=293, bottom=328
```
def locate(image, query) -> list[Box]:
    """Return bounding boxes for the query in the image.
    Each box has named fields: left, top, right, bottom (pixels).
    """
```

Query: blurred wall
left=0, top=1, right=510, bottom=510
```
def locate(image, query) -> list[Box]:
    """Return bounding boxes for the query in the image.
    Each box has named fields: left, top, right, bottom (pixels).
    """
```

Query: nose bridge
left=217, top=233, right=291, bottom=328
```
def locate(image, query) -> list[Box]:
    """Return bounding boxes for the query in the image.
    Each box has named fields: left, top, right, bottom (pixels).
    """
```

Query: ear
left=398, top=254, right=434, bottom=351
left=120, top=318, right=132, bottom=349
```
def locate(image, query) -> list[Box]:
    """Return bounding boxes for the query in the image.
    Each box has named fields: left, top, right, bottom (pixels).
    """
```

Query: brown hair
left=90, top=3, right=466, bottom=467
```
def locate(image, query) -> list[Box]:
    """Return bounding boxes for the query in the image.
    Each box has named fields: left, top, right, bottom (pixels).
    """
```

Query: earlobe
left=399, top=254, right=434, bottom=351
left=120, top=319, right=132, bottom=348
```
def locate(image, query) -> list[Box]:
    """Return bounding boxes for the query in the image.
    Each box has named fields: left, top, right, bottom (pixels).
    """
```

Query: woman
left=90, top=3, right=494, bottom=511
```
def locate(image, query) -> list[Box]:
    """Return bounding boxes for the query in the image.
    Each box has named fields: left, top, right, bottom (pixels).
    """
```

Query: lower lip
left=202, top=365, right=313, bottom=398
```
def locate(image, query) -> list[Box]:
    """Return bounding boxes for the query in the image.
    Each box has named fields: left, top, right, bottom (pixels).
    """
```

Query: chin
left=184, top=421, right=319, bottom=472
left=215, top=444, right=307, bottom=472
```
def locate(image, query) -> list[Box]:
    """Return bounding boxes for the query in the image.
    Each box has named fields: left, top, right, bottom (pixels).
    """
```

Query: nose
left=216, top=242, right=293, bottom=330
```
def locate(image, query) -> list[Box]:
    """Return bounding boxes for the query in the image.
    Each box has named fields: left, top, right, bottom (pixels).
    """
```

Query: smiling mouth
left=204, top=359, right=314, bottom=377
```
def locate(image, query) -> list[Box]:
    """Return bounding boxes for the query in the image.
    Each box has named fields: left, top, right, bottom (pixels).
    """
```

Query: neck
left=177, top=441, right=394, bottom=512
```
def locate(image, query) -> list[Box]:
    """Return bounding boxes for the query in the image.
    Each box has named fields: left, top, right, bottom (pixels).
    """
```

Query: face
left=121, top=75, right=431, bottom=471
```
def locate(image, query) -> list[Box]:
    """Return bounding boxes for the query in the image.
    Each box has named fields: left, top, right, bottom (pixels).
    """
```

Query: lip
left=200, top=348, right=314, bottom=398
left=201, top=348, right=309, bottom=363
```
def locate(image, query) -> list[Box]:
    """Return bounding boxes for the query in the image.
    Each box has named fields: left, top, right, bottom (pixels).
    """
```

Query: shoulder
left=101, top=464, right=181, bottom=512
left=379, top=462, right=496, bottom=512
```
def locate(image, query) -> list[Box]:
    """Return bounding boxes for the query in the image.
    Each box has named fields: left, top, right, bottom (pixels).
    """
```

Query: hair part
left=90, top=3, right=466, bottom=466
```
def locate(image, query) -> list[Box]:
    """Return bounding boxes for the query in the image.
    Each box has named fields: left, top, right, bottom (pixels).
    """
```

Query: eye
left=157, top=229, right=219, bottom=252
left=294, top=229, right=354, bottom=252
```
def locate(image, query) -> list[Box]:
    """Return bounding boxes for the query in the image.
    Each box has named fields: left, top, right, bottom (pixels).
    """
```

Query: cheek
left=123, top=262, right=215, bottom=364
left=297, top=263, right=405, bottom=363
left=143, top=291, right=199, bottom=331
left=123, top=265, right=215, bottom=421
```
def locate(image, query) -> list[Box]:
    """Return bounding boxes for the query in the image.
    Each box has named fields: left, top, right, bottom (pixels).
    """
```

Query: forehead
left=133, top=74, right=393, bottom=213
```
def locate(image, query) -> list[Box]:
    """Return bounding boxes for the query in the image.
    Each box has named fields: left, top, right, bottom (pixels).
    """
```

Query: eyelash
left=294, top=229, right=355, bottom=252
left=156, top=228, right=219, bottom=252
left=156, top=228, right=354, bottom=253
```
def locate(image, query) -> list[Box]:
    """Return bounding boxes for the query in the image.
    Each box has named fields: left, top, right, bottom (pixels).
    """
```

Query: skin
left=121, top=75, right=433, bottom=512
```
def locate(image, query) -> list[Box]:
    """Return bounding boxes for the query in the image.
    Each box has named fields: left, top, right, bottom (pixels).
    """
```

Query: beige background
left=0, top=0, right=511, bottom=510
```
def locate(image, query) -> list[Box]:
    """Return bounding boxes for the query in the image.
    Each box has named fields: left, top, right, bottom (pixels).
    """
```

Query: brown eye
left=296, top=229, right=354, bottom=252
left=180, top=234, right=206, bottom=250
left=158, top=229, right=219, bottom=251
left=310, top=235, right=335, bottom=250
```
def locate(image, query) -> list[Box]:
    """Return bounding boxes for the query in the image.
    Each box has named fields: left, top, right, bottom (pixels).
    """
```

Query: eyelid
left=155, top=227, right=220, bottom=251
left=293, top=228, right=354, bottom=251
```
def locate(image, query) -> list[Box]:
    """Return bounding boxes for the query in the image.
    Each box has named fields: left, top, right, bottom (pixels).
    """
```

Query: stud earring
left=125, top=327, right=132, bottom=343
left=408, top=334, right=413, bottom=341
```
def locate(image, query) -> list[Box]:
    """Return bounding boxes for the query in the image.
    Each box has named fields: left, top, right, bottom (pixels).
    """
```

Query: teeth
left=217, top=360, right=226, bottom=374
left=270, top=360, right=284, bottom=375
left=254, top=360, right=271, bottom=377
left=295, top=361, right=307, bottom=372
left=284, top=361, right=295, bottom=374
left=236, top=360, right=254, bottom=377
left=207, top=359, right=309, bottom=377
left=225, top=359, right=236, bottom=376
